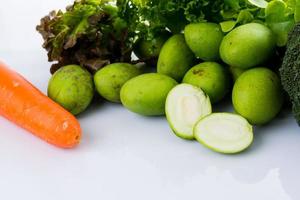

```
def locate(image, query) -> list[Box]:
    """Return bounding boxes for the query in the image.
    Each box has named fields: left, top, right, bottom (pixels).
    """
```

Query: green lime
left=94, top=63, right=142, bottom=103
left=220, top=23, right=276, bottom=69
left=120, top=73, right=178, bottom=116
left=184, top=22, right=224, bottom=61
left=232, top=68, right=284, bottom=125
left=182, top=62, right=231, bottom=103
left=48, top=65, right=94, bottom=115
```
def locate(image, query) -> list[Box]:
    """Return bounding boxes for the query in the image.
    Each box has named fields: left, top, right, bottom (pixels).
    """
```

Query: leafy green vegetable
left=37, top=0, right=298, bottom=73
left=265, top=0, right=296, bottom=46
left=37, top=0, right=132, bottom=73
left=248, top=0, right=269, bottom=8
left=279, top=23, right=300, bottom=125
left=117, top=0, right=298, bottom=42
left=117, top=0, right=258, bottom=37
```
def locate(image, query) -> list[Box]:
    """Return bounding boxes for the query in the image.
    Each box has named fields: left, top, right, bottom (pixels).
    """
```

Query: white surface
left=0, top=1, right=300, bottom=200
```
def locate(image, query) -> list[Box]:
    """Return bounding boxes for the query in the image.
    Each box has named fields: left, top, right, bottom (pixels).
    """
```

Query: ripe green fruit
left=94, top=63, right=142, bottom=103
left=48, top=65, right=94, bottom=115
left=220, top=23, right=276, bottom=69
left=157, top=34, right=195, bottom=81
left=134, top=32, right=170, bottom=60
left=120, top=73, right=178, bottom=116
left=194, top=113, right=254, bottom=154
left=183, top=62, right=231, bottom=103
left=232, top=68, right=284, bottom=125
left=184, top=22, right=224, bottom=61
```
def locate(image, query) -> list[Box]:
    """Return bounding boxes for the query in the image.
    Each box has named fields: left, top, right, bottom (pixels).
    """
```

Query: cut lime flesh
left=166, top=84, right=212, bottom=140
left=194, top=113, right=254, bottom=154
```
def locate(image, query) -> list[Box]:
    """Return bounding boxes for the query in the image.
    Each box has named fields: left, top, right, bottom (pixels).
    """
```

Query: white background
left=0, top=1, right=300, bottom=200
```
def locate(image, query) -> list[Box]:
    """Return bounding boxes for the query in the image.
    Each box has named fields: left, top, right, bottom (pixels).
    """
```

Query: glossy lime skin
left=120, top=73, right=178, bottom=116
left=94, top=63, right=142, bottom=103
left=184, top=22, right=224, bottom=61
left=232, top=68, right=284, bottom=125
left=183, top=62, right=231, bottom=103
left=48, top=65, right=94, bottom=115
left=220, top=23, right=276, bottom=69
left=157, top=34, right=195, bottom=81
left=134, top=33, right=170, bottom=60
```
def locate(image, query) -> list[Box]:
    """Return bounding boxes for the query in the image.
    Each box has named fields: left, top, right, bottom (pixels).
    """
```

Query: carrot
left=0, top=61, right=81, bottom=148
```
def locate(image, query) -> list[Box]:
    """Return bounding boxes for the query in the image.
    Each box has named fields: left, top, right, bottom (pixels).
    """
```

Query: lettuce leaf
left=265, top=0, right=296, bottom=46
left=37, top=0, right=132, bottom=73
left=37, top=0, right=298, bottom=73
left=118, top=0, right=297, bottom=44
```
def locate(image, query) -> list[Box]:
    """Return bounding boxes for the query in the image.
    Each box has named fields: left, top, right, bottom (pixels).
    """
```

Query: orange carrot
left=0, top=61, right=81, bottom=148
